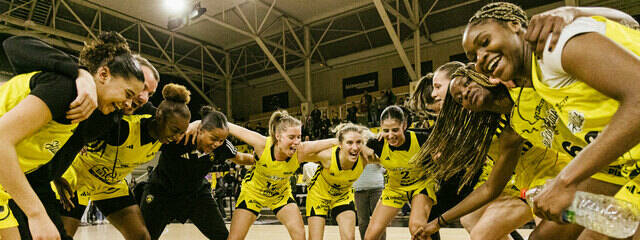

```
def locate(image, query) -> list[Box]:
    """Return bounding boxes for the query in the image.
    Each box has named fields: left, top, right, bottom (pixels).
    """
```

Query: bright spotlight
left=167, top=1, right=207, bottom=31
left=164, top=0, right=187, bottom=15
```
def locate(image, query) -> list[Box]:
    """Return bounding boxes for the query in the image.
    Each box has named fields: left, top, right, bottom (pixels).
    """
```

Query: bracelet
left=438, top=215, right=449, bottom=227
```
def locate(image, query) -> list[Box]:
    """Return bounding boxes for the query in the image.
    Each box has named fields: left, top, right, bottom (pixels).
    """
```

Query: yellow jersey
left=378, top=131, right=428, bottom=189
left=529, top=16, right=640, bottom=179
left=241, top=137, right=300, bottom=197
left=308, top=146, right=365, bottom=196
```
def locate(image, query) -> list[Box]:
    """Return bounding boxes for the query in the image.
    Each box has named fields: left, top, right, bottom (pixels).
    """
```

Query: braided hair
left=469, top=2, right=528, bottom=28
left=410, top=64, right=503, bottom=191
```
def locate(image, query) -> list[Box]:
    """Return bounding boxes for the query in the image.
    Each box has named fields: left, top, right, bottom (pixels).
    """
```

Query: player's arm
left=230, top=152, right=256, bottom=165
left=297, top=138, right=338, bottom=161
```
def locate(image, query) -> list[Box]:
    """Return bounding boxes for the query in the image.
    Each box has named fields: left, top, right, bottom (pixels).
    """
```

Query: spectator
left=353, top=164, right=386, bottom=240
left=369, top=97, right=380, bottom=126
left=330, top=111, right=341, bottom=126
left=347, top=102, right=358, bottom=123
left=361, top=90, right=372, bottom=123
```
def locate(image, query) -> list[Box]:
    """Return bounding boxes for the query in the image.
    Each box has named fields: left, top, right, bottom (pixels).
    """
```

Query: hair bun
left=162, top=83, right=191, bottom=104
left=200, top=105, right=215, bottom=116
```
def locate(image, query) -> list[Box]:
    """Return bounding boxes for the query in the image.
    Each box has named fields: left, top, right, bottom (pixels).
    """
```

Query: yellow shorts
left=0, top=197, right=17, bottom=229
left=592, top=164, right=631, bottom=186
left=52, top=167, right=130, bottom=206
left=614, top=177, right=640, bottom=207
left=306, top=187, right=354, bottom=217
left=235, top=188, right=295, bottom=216
left=380, top=179, right=438, bottom=208
left=474, top=161, right=520, bottom=197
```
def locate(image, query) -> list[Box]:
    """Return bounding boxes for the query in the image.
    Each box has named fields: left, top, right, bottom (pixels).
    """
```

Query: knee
left=460, top=215, right=474, bottom=232
left=408, top=219, right=426, bottom=236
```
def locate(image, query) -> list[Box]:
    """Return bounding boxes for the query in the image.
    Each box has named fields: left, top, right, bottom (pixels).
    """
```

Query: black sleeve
left=3, top=36, right=79, bottom=78
left=414, top=131, right=431, bottom=146
left=29, top=72, right=77, bottom=121
left=103, top=119, right=130, bottom=146
left=134, top=102, right=157, bottom=116
left=214, top=139, right=238, bottom=162
left=366, top=138, right=384, bottom=156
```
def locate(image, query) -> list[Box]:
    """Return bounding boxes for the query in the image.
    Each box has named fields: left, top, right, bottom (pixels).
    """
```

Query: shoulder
left=29, top=72, right=77, bottom=121
left=539, top=17, right=606, bottom=87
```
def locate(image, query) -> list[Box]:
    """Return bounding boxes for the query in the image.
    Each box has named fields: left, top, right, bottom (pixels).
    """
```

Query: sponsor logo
left=145, top=194, right=154, bottom=204
left=44, top=140, right=61, bottom=155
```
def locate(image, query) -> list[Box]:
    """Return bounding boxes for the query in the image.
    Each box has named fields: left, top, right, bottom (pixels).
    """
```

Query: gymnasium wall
left=230, top=37, right=465, bottom=120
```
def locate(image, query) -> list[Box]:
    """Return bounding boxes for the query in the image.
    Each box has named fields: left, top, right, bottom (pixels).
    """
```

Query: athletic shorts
left=60, top=191, right=136, bottom=220
left=0, top=196, right=18, bottom=229
left=592, top=164, right=630, bottom=186
left=614, top=177, right=640, bottom=213
left=380, top=179, right=438, bottom=208
left=474, top=161, right=520, bottom=197
left=235, top=188, right=295, bottom=216
left=306, top=187, right=355, bottom=218
left=53, top=166, right=131, bottom=205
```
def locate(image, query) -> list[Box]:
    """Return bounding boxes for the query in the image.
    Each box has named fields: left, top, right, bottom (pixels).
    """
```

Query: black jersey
left=148, top=139, right=237, bottom=196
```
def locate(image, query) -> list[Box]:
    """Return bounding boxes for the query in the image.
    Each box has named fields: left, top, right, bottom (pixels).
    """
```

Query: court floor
left=74, top=224, right=533, bottom=239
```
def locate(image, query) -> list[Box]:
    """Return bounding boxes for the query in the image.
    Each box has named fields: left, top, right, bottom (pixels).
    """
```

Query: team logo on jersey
left=385, top=156, right=391, bottom=161
left=145, top=194, right=154, bottom=203
left=44, top=140, right=61, bottom=155
left=567, top=111, right=585, bottom=134
left=126, top=145, right=134, bottom=149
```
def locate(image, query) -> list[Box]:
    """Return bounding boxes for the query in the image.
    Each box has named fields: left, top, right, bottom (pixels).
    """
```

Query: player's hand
left=177, top=120, right=201, bottom=145
left=28, top=213, right=61, bottom=240
left=532, top=177, right=577, bottom=223
left=67, top=68, right=97, bottom=123
left=412, top=220, right=438, bottom=240
left=525, top=7, right=576, bottom=58
left=53, top=177, right=75, bottom=211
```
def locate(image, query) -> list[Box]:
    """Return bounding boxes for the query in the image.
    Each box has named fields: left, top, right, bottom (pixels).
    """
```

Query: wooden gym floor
left=74, top=223, right=533, bottom=239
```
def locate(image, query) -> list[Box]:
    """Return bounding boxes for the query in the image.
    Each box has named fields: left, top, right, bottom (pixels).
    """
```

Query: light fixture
left=167, top=1, right=207, bottom=31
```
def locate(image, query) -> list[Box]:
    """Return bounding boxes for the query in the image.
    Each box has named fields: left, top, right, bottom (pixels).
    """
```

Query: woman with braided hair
left=409, top=62, right=536, bottom=240
left=458, top=2, right=640, bottom=239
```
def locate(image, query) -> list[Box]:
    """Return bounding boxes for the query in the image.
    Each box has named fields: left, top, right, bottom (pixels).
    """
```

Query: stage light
left=167, top=1, right=207, bottom=31
left=164, top=0, right=187, bottom=15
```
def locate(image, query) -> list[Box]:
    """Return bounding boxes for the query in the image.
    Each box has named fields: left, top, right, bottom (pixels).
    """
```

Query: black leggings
left=140, top=184, right=228, bottom=240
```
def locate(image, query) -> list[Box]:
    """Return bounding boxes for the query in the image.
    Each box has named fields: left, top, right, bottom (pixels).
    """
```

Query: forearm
left=300, top=138, right=338, bottom=154
left=558, top=100, right=640, bottom=185
left=0, top=143, right=47, bottom=218
left=231, top=153, right=255, bottom=165
left=227, top=123, right=266, bottom=148
left=573, top=7, right=639, bottom=28
left=3, top=36, right=78, bottom=77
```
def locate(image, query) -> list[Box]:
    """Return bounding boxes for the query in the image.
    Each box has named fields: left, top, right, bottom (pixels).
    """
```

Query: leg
left=364, top=201, right=399, bottom=240
left=335, top=210, right=356, bottom=240
left=105, top=205, right=151, bottom=240
left=227, top=209, right=258, bottom=240
left=275, top=203, right=306, bottom=240
left=307, top=216, right=326, bottom=240
left=60, top=216, right=81, bottom=236
left=460, top=203, right=489, bottom=233
left=354, top=191, right=370, bottom=240
left=408, top=194, right=434, bottom=237
left=369, top=189, right=386, bottom=240
left=139, top=189, right=172, bottom=240
left=466, top=195, right=532, bottom=240
left=189, top=194, right=229, bottom=240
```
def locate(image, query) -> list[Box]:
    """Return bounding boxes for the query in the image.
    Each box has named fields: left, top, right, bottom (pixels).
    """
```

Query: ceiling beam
left=372, top=0, right=416, bottom=81
left=63, top=0, right=227, bottom=54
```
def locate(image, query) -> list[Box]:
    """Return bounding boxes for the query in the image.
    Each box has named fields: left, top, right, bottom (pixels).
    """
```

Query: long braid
left=410, top=68, right=503, bottom=192
left=469, top=2, right=528, bottom=28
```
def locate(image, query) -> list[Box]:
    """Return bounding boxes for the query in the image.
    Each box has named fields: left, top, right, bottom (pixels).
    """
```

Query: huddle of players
left=1, top=3, right=640, bottom=240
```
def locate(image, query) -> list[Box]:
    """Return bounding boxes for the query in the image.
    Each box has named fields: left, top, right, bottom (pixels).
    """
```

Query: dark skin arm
left=533, top=32, right=640, bottom=223
left=413, top=127, right=524, bottom=240
left=526, top=6, right=638, bottom=57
